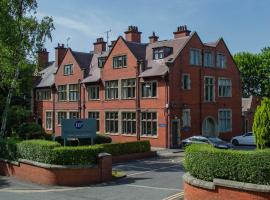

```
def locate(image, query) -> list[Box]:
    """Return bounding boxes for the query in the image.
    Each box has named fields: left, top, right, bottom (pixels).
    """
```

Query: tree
left=252, top=98, right=270, bottom=149
left=234, top=49, right=270, bottom=97
left=0, top=0, right=54, bottom=137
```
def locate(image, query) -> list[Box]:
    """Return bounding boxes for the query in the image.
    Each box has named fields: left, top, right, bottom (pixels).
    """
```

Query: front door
left=171, top=120, right=180, bottom=148
left=202, top=117, right=217, bottom=137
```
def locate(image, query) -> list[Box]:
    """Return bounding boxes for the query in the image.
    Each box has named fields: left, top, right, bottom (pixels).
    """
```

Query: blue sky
left=37, top=0, right=270, bottom=60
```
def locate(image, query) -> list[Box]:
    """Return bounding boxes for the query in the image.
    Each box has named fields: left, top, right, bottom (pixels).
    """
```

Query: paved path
left=0, top=151, right=185, bottom=200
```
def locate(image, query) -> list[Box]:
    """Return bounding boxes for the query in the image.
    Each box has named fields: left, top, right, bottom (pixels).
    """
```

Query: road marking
left=163, top=192, right=184, bottom=200
left=0, top=187, right=86, bottom=193
left=128, top=164, right=179, bottom=176
left=114, top=165, right=152, bottom=170
left=125, top=184, right=182, bottom=191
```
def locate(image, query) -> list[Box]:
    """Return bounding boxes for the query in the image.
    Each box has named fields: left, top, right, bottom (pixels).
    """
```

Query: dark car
left=181, top=136, right=232, bottom=149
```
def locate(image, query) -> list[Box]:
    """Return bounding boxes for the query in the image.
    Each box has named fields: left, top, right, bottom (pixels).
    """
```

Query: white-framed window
left=88, top=85, right=99, bottom=100
left=36, top=90, right=51, bottom=101
left=204, top=77, right=215, bottom=102
left=113, top=55, right=127, bottom=68
left=218, top=78, right=232, bottom=97
left=105, top=80, right=118, bottom=99
left=98, top=57, right=106, bottom=68
left=88, top=112, right=100, bottom=132
left=153, top=48, right=164, bottom=59
left=122, top=112, right=136, bottom=134
left=141, top=81, right=157, bottom=98
left=63, top=64, right=73, bottom=75
left=69, top=111, right=79, bottom=119
left=218, top=109, right=232, bottom=132
left=45, top=111, right=52, bottom=130
left=190, top=49, right=201, bottom=65
left=122, top=79, right=136, bottom=99
left=105, top=112, right=118, bottom=133
left=141, top=112, right=157, bottom=136
left=182, top=74, right=191, bottom=90
left=182, top=109, right=191, bottom=127
left=57, top=112, right=67, bottom=125
left=216, top=53, right=226, bottom=68
left=58, top=85, right=67, bottom=101
left=69, top=84, right=79, bottom=101
left=204, top=51, right=213, bottom=67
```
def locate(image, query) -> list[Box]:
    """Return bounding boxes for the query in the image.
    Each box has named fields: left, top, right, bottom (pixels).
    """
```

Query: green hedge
left=52, top=145, right=104, bottom=165
left=17, top=140, right=60, bottom=164
left=184, top=144, right=270, bottom=185
left=0, top=138, right=20, bottom=160
left=102, top=140, right=151, bottom=156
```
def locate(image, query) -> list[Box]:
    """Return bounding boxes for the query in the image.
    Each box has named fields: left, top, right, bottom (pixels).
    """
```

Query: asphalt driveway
left=0, top=151, right=185, bottom=200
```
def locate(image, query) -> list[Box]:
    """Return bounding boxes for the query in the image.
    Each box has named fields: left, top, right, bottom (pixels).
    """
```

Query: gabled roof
left=35, top=61, right=57, bottom=88
left=124, top=40, right=147, bottom=60
left=71, top=51, right=92, bottom=69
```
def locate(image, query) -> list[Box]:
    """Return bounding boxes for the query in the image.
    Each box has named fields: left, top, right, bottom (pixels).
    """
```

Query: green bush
left=93, top=134, right=112, bottom=144
left=102, top=140, right=151, bottom=156
left=16, top=122, right=46, bottom=140
left=17, top=139, right=60, bottom=164
left=184, top=144, right=270, bottom=185
left=52, top=145, right=104, bottom=165
left=253, top=97, right=270, bottom=149
left=0, top=138, right=20, bottom=160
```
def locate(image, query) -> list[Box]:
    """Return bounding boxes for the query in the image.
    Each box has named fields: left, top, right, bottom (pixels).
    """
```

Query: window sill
left=121, top=98, right=136, bottom=100
left=105, top=132, right=120, bottom=136
left=218, top=96, right=232, bottom=98
left=36, top=100, right=52, bottom=102
left=140, top=135, right=158, bottom=139
left=88, top=99, right=100, bottom=101
left=141, top=97, right=158, bottom=99
left=121, top=134, right=136, bottom=137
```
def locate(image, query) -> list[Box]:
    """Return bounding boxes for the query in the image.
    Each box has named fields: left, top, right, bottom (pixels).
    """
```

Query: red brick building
left=242, top=96, right=261, bottom=133
left=33, top=25, right=242, bottom=148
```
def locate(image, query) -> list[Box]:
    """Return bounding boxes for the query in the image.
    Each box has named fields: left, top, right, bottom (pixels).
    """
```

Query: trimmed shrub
left=52, top=145, right=104, bottom=165
left=93, top=134, right=112, bottom=144
left=17, top=140, right=60, bottom=164
left=102, top=140, right=151, bottom=156
left=0, top=138, right=20, bottom=160
left=184, top=144, right=270, bottom=185
left=16, top=122, right=46, bottom=140
left=253, top=97, right=270, bottom=149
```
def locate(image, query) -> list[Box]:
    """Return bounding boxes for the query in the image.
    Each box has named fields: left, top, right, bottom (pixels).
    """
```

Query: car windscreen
left=207, top=137, right=223, bottom=143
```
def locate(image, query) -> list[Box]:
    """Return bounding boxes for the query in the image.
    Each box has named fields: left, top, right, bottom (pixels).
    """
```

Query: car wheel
left=232, top=139, right=239, bottom=146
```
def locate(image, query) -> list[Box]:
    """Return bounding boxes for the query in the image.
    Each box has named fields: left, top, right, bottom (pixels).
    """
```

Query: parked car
left=231, top=132, right=255, bottom=146
left=181, top=136, right=232, bottom=149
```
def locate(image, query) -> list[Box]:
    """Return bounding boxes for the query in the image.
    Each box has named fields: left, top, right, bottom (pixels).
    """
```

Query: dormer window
left=113, top=55, right=127, bottom=69
left=63, top=64, right=73, bottom=75
left=153, top=47, right=172, bottom=60
left=98, top=56, right=106, bottom=68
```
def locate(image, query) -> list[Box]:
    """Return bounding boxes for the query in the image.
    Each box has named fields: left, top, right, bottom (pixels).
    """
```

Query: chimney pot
left=124, top=25, right=141, bottom=43
left=149, top=31, right=159, bottom=43
left=93, top=37, right=106, bottom=53
left=173, top=25, right=191, bottom=38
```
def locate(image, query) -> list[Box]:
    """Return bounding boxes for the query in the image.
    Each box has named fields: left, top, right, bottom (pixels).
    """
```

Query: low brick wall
left=0, top=153, right=112, bottom=186
left=183, top=173, right=270, bottom=200
left=112, top=151, right=157, bottom=163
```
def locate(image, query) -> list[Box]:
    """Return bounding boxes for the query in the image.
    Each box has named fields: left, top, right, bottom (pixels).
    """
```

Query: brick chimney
left=149, top=32, right=159, bottom=43
left=125, top=26, right=141, bottom=43
left=173, top=25, right=191, bottom=38
left=108, top=40, right=116, bottom=50
left=37, top=48, right=49, bottom=69
left=93, top=37, right=106, bottom=53
left=55, top=43, right=67, bottom=68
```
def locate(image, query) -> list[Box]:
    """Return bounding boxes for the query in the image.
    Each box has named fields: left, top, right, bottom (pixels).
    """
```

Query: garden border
left=183, top=173, right=270, bottom=200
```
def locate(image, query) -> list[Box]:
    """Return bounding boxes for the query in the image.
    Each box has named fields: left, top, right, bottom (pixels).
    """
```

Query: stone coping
left=183, top=173, right=270, bottom=193
left=0, top=158, right=97, bottom=169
